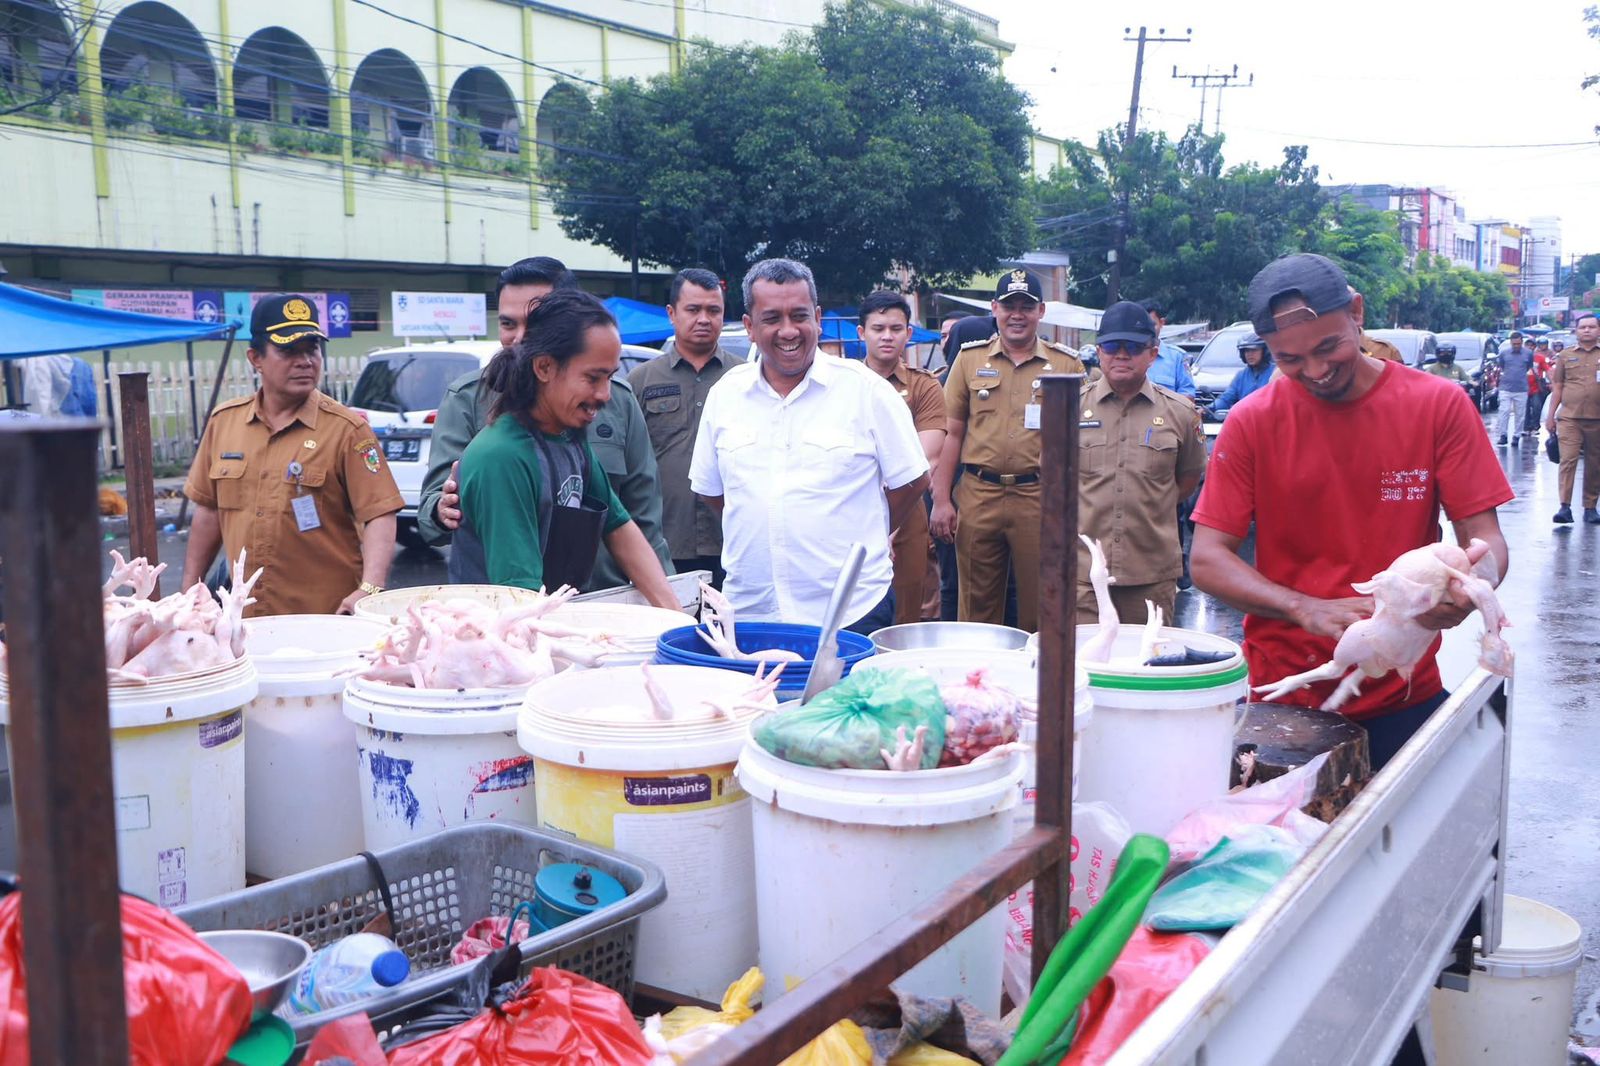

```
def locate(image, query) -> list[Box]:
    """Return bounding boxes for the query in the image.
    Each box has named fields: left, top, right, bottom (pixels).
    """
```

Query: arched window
left=99, top=2, right=220, bottom=138
left=447, top=66, right=518, bottom=155
left=0, top=0, right=79, bottom=110
left=350, top=48, right=432, bottom=163
left=232, top=25, right=330, bottom=149
left=535, top=81, right=590, bottom=172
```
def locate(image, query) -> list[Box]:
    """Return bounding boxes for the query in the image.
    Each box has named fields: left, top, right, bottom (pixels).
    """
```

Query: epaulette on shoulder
left=959, top=335, right=996, bottom=350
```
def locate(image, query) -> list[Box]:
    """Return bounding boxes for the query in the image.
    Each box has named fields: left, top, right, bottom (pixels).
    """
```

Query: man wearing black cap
left=181, top=295, right=403, bottom=616
left=930, top=269, right=1083, bottom=631
left=1191, top=253, right=1512, bottom=769
left=1076, top=301, right=1207, bottom=625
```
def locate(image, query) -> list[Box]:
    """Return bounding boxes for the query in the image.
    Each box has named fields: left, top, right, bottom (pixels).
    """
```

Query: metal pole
left=1110, top=26, right=1190, bottom=304
left=186, top=340, right=200, bottom=443
left=101, top=348, right=119, bottom=468
left=0, top=420, right=130, bottom=1066
left=1032, top=373, right=1081, bottom=981
left=118, top=372, right=161, bottom=598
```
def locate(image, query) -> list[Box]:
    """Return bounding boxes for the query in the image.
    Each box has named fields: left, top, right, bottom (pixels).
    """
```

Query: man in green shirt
left=417, top=257, right=672, bottom=589
left=1424, top=344, right=1470, bottom=384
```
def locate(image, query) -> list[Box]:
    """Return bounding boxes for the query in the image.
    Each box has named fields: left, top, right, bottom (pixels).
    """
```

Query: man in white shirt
left=690, top=258, right=931, bottom=632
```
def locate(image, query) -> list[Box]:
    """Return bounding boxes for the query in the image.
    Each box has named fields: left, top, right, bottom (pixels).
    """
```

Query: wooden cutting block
left=1232, top=702, right=1372, bottom=822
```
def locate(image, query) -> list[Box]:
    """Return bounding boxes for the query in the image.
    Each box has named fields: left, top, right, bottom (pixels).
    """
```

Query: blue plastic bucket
left=654, top=623, right=876, bottom=698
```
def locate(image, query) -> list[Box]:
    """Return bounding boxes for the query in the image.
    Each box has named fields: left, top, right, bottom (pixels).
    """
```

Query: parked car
left=1189, top=321, right=1256, bottom=415
left=347, top=340, right=659, bottom=547
left=1364, top=328, right=1437, bottom=368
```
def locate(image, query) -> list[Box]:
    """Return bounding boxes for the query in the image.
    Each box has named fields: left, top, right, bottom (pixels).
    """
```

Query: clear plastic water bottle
left=287, top=933, right=410, bottom=1014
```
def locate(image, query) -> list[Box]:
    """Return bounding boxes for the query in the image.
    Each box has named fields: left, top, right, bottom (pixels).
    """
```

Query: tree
left=1562, top=252, right=1600, bottom=304
left=1393, top=253, right=1512, bottom=331
left=546, top=0, right=1035, bottom=305
left=1030, top=129, right=1325, bottom=323
left=1305, top=201, right=1409, bottom=327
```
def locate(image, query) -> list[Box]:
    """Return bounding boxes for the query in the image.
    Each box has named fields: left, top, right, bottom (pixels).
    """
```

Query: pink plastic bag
left=450, top=916, right=531, bottom=966
left=938, top=669, right=1021, bottom=766
left=1165, top=753, right=1330, bottom=863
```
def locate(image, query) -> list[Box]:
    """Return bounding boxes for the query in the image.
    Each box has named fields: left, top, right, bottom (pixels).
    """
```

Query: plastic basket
left=654, top=622, right=877, bottom=696
left=175, top=822, right=665, bottom=1046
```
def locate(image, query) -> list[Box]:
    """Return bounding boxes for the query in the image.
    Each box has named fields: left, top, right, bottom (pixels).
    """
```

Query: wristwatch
left=359, top=581, right=385, bottom=596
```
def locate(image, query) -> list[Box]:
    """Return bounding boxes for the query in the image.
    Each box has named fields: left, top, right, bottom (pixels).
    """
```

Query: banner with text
left=391, top=292, right=487, bottom=338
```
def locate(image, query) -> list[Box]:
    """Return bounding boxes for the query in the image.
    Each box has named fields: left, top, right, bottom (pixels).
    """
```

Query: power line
left=1108, top=24, right=1190, bottom=303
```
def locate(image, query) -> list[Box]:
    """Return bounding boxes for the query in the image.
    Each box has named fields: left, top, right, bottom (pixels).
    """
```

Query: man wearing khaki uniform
left=1545, top=311, right=1600, bottom=525
left=931, top=270, right=1084, bottom=631
left=1076, top=301, right=1207, bottom=624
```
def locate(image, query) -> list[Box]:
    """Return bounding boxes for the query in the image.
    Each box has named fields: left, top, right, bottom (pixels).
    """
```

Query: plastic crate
left=175, top=822, right=665, bottom=1045
left=655, top=622, right=876, bottom=697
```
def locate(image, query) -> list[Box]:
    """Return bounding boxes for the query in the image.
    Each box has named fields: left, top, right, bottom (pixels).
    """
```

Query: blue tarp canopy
left=0, top=283, right=234, bottom=358
left=821, top=309, right=939, bottom=359
left=602, top=297, right=675, bottom=345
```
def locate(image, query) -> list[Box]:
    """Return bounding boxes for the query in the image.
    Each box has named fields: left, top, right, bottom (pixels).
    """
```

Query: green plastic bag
left=752, top=668, right=946, bottom=770
left=1143, top=825, right=1306, bottom=932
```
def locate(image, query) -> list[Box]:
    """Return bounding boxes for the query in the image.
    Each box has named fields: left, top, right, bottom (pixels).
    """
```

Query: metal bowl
left=200, top=930, right=312, bottom=1016
left=868, top=621, right=1032, bottom=654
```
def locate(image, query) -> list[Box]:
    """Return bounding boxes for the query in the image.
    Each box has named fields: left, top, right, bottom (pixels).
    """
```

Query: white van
left=347, top=341, right=661, bottom=545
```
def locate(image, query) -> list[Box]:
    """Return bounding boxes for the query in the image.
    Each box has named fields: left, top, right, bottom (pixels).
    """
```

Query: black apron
left=449, top=428, right=606, bottom=590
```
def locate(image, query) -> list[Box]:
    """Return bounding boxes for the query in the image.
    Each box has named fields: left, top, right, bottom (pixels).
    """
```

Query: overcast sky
left=988, top=0, right=1600, bottom=257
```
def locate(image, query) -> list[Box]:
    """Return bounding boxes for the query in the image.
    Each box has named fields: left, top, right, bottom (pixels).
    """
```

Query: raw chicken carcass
left=696, top=584, right=803, bottom=665
left=94, top=550, right=259, bottom=682
left=640, top=660, right=786, bottom=721
left=1078, top=535, right=1119, bottom=663
left=1253, top=539, right=1512, bottom=711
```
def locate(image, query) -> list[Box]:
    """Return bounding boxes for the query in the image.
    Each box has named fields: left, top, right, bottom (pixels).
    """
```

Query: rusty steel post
left=117, top=372, right=160, bottom=599
left=0, top=420, right=130, bottom=1065
left=1032, top=373, right=1082, bottom=983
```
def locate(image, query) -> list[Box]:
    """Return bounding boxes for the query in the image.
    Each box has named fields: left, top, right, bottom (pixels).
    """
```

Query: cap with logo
left=994, top=269, right=1044, bottom=304
left=1247, top=253, right=1354, bottom=336
left=252, top=294, right=329, bottom=348
left=1096, top=300, right=1158, bottom=346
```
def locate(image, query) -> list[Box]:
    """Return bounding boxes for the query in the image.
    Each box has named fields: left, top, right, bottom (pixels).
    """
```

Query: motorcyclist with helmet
left=1425, top=343, right=1471, bottom=384
left=1203, top=331, right=1275, bottom=419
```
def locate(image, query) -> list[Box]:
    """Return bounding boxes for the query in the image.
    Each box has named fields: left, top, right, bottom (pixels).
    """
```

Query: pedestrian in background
left=629, top=268, right=744, bottom=586
left=1526, top=338, right=1553, bottom=435
left=931, top=269, right=1084, bottom=631
left=689, top=258, right=929, bottom=633
left=1495, top=331, right=1534, bottom=446
left=420, top=256, right=673, bottom=590
left=181, top=295, right=402, bottom=616
left=1545, top=312, right=1600, bottom=525
left=857, top=290, right=947, bottom=624
left=457, top=290, right=678, bottom=605
left=1138, top=300, right=1198, bottom=397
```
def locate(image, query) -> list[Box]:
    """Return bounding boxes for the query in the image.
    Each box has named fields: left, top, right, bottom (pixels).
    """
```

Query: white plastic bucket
left=0, top=658, right=257, bottom=906
left=244, top=615, right=388, bottom=879
left=736, top=732, right=1024, bottom=1017
left=543, top=602, right=693, bottom=669
left=1071, top=625, right=1248, bottom=837
left=352, top=584, right=542, bottom=625
left=518, top=665, right=775, bottom=1002
left=1430, top=895, right=1583, bottom=1065
left=343, top=677, right=538, bottom=851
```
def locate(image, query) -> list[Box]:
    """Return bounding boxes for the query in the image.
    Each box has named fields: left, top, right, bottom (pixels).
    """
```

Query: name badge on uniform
left=1024, top=404, right=1041, bottom=430
left=291, top=494, right=321, bottom=533
left=975, top=367, right=1000, bottom=378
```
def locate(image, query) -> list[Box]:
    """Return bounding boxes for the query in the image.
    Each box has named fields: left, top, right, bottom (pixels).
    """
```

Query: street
left=91, top=411, right=1600, bottom=1035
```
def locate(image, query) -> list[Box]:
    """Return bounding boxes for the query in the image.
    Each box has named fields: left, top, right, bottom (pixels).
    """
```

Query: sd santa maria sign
left=391, top=292, right=488, bottom=338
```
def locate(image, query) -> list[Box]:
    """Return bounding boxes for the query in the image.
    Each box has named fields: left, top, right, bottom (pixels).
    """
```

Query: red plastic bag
left=0, top=891, right=252, bottom=1066
left=387, top=967, right=654, bottom=1066
left=302, top=1014, right=387, bottom=1065
left=1058, top=927, right=1211, bottom=1065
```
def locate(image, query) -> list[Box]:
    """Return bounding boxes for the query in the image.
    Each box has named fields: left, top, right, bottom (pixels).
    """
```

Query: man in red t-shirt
left=1191, top=254, right=1513, bottom=769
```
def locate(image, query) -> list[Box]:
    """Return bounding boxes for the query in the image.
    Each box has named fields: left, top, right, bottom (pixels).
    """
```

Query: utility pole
left=1107, top=25, right=1191, bottom=304
left=1171, top=64, right=1251, bottom=135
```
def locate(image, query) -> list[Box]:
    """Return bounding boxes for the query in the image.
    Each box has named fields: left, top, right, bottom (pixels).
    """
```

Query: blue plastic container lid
left=370, top=950, right=410, bottom=988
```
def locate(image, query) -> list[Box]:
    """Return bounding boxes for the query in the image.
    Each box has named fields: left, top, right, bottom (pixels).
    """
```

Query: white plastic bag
left=1001, top=801, right=1134, bottom=1006
left=1165, top=752, right=1331, bottom=864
